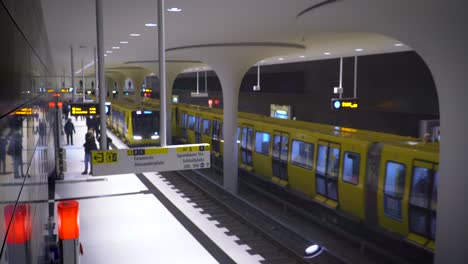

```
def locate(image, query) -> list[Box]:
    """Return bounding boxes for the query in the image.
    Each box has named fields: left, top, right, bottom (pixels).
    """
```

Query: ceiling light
left=355, top=48, right=364, bottom=52
left=106, top=50, right=112, bottom=54
left=394, top=43, right=404, bottom=47
left=278, top=58, right=284, bottom=61
left=324, top=52, right=331, bottom=55
left=145, top=23, right=157, bottom=27
left=120, top=41, right=128, bottom=44
left=130, top=33, right=141, bottom=37
left=112, top=46, right=120, bottom=49
left=104, top=54, right=107, bottom=57
left=167, top=7, right=182, bottom=12
left=299, top=55, right=305, bottom=58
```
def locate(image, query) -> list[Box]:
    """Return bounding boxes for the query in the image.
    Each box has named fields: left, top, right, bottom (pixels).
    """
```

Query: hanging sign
left=331, top=98, right=359, bottom=110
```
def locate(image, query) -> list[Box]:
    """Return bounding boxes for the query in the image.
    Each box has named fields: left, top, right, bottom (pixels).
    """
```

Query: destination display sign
left=331, top=98, right=359, bottom=110
left=91, top=143, right=210, bottom=176
left=70, top=102, right=111, bottom=116
left=70, top=103, right=98, bottom=116
left=14, top=107, right=33, bottom=116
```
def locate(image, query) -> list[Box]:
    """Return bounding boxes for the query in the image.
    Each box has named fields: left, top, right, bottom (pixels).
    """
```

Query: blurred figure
left=97, top=134, right=112, bottom=150
left=423, top=133, right=431, bottom=143
left=38, top=119, right=46, bottom=146
left=0, top=135, right=7, bottom=174
left=64, top=118, right=76, bottom=145
left=82, top=129, right=98, bottom=175
left=7, top=131, right=23, bottom=178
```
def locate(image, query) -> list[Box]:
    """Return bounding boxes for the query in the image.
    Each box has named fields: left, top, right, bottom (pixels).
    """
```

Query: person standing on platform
left=82, top=129, right=97, bottom=175
left=7, top=131, right=23, bottom=178
left=64, top=119, right=76, bottom=145
left=0, top=135, right=7, bottom=174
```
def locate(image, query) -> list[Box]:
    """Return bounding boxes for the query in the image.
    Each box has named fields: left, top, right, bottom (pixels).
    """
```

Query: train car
left=107, top=99, right=160, bottom=146
left=172, top=102, right=439, bottom=253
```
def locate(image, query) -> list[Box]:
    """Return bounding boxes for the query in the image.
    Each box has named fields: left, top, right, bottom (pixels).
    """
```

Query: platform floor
left=55, top=117, right=263, bottom=263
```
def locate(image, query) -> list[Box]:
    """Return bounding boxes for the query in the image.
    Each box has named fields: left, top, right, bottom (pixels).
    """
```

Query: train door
left=180, top=112, right=188, bottom=142
left=195, top=116, right=203, bottom=143
left=272, top=131, right=289, bottom=184
left=212, top=119, right=221, bottom=154
left=339, top=148, right=366, bottom=219
left=240, top=125, right=254, bottom=170
left=315, top=140, right=341, bottom=208
left=186, top=115, right=196, bottom=143
left=201, top=118, right=211, bottom=144
left=407, top=160, right=438, bottom=250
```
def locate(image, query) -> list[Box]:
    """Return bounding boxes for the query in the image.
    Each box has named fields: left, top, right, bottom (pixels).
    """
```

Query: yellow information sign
left=176, top=145, right=210, bottom=152
left=15, top=107, right=33, bottom=116
left=92, top=150, right=118, bottom=164
left=70, top=103, right=98, bottom=116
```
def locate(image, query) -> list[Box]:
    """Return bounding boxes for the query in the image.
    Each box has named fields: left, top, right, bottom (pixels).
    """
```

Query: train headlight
left=304, top=244, right=322, bottom=258
left=151, top=135, right=159, bottom=140
left=133, top=135, right=142, bottom=140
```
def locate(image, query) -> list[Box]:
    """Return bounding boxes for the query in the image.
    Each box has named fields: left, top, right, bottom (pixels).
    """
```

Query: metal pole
left=204, top=71, right=207, bottom=93
left=196, top=71, right=199, bottom=94
left=96, top=0, right=107, bottom=150
left=158, top=0, right=167, bottom=147
left=82, top=59, right=85, bottom=101
left=354, top=56, right=358, bottom=98
left=71, top=46, right=75, bottom=101
left=339, top=57, right=343, bottom=99
left=257, top=64, right=260, bottom=87
left=94, top=47, right=98, bottom=102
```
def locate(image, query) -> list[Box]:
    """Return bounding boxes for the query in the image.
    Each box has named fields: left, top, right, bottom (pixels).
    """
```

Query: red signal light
left=57, top=200, right=80, bottom=240
left=4, top=204, right=31, bottom=244
left=214, top=99, right=220, bottom=105
left=57, top=101, right=63, bottom=108
left=48, top=102, right=55, bottom=108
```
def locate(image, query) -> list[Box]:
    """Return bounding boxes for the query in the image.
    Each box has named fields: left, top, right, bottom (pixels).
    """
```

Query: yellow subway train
left=109, top=98, right=438, bottom=252
left=173, top=102, right=438, bottom=252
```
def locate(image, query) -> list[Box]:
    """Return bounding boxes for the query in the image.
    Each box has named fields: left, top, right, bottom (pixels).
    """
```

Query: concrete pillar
left=296, top=1, right=468, bottom=262
left=167, top=44, right=304, bottom=193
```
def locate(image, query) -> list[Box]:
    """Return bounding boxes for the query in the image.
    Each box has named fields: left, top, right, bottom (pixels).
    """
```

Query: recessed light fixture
left=112, top=46, right=120, bottom=49
left=104, top=54, right=107, bottom=57
left=120, top=41, right=128, bottom=44
left=355, top=48, right=364, bottom=52
left=394, top=43, right=404, bottom=47
left=130, top=33, right=141, bottom=37
left=167, top=7, right=182, bottom=12
left=145, top=23, right=157, bottom=27
left=299, top=55, right=306, bottom=58
left=324, top=52, right=331, bottom=55
left=106, top=50, right=112, bottom=54
left=278, top=58, right=284, bottom=61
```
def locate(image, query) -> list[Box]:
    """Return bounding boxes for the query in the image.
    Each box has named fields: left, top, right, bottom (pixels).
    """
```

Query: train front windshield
left=132, top=110, right=160, bottom=138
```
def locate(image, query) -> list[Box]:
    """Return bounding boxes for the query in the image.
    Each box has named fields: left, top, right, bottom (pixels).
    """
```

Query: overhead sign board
left=270, top=104, right=292, bottom=119
left=331, top=98, right=359, bottom=110
left=91, top=143, right=210, bottom=176
left=14, top=107, right=33, bottom=116
left=70, top=102, right=111, bottom=116
left=61, top=88, right=73, bottom=93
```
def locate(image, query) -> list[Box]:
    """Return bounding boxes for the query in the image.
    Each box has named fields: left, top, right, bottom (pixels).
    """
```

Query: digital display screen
left=331, top=98, right=359, bottom=110
left=15, top=107, right=33, bottom=116
left=70, top=103, right=111, bottom=116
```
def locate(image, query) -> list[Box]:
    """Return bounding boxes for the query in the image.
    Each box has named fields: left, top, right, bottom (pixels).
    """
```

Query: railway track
left=159, top=170, right=346, bottom=264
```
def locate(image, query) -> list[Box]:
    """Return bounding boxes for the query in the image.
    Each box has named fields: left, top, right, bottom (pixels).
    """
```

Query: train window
left=195, top=117, right=202, bottom=133
left=384, top=161, right=406, bottom=220
left=384, top=162, right=406, bottom=198
left=254, top=131, right=270, bottom=156
left=188, top=115, right=195, bottom=130
left=327, top=147, right=340, bottom=179
left=181, top=113, right=187, bottom=128
left=280, top=136, right=289, bottom=161
left=212, top=120, right=220, bottom=139
left=273, top=136, right=281, bottom=158
left=431, top=171, right=438, bottom=210
left=316, top=145, right=327, bottom=175
left=203, top=119, right=211, bottom=135
left=241, top=128, right=248, bottom=148
left=409, top=208, right=428, bottom=236
left=291, top=140, right=314, bottom=170
left=342, top=152, right=360, bottom=185
left=410, top=167, right=431, bottom=208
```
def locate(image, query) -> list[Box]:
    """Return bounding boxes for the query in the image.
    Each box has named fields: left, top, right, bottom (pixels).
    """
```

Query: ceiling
left=41, top=0, right=411, bottom=77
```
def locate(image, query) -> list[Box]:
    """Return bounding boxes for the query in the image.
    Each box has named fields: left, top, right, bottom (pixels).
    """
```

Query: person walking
left=82, top=129, right=98, bottom=175
left=0, top=135, right=7, bottom=174
left=64, top=119, right=76, bottom=145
